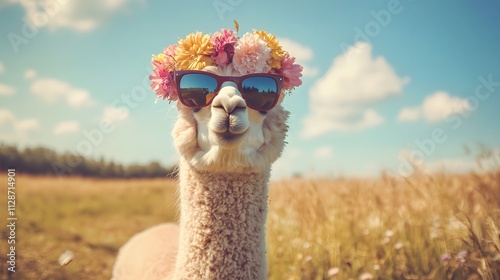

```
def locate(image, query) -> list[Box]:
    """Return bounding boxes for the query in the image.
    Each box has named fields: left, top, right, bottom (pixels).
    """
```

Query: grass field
left=0, top=170, right=499, bottom=279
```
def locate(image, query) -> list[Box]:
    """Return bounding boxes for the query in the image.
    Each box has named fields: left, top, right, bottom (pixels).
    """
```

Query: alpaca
left=112, top=28, right=302, bottom=280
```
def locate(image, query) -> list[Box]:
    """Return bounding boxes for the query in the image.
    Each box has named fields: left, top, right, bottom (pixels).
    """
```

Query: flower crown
left=149, top=23, right=303, bottom=102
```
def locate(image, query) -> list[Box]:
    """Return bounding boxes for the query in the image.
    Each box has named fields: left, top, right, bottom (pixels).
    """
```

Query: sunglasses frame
left=174, top=70, right=284, bottom=111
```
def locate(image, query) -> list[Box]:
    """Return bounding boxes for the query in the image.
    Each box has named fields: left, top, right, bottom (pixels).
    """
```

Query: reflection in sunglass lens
left=179, top=74, right=217, bottom=107
left=241, top=77, right=278, bottom=110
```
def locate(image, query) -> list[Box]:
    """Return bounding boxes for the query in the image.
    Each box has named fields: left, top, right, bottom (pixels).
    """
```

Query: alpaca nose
left=211, top=82, right=247, bottom=114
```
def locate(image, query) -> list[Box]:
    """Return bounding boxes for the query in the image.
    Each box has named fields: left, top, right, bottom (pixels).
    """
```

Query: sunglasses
left=174, top=70, right=284, bottom=111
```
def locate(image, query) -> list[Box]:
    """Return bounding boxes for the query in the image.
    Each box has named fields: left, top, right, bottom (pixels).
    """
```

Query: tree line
left=0, top=144, right=177, bottom=178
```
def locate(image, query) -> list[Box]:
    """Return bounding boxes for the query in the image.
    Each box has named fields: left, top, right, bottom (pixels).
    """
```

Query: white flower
left=359, top=272, right=374, bottom=280
left=327, top=267, right=339, bottom=277
left=58, top=250, right=74, bottom=266
left=233, top=32, right=271, bottom=75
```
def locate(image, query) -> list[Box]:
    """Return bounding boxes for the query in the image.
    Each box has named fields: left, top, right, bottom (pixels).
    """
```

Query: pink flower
left=441, top=253, right=451, bottom=261
left=211, top=29, right=238, bottom=67
left=232, top=32, right=271, bottom=75
left=163, top=45, right=177, bottom=68
left=277, top=52, right=303, bottom=91
left=150, top=71, right=176, bottom=100
left=456, top=250, right=467, bottom=263
left=149, top=44, right=178, bottom=101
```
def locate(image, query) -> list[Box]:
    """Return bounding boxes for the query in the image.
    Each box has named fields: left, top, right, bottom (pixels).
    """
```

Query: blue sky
left=1, top=0, right=499, bottom=179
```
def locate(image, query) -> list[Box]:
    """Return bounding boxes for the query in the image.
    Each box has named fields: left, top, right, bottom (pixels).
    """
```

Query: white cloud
left=424, top=158, right=477, bottom=174
left=397, top=91, right=471, bottom=123
left=393, top=148, right=495, bottom=178
left=101, top=106, right=129, bottom=123
left=3, top=0, right=137, bottom=32
left=304, top=107, right=384, bottom=136
left=314, top=146, right=334, bottom=160
left=53, top=120, right=80, bottom=135
left=0, top=109, right=15, bottom=124
left=279, top=38, right=313, bottom=61
left=30, top=78, right=94, bottom=107
left=0, top=84, right=16, bottom=96
left=302, top=42, right=408, bottom=137
left=301, top=66, right=319, bottom=77
left=271, top=147, right=303, bottom=179
left=422, top=91, right=471, bottom=122
left=25, top=69, right=37, bottom=79
left=311, top=42, right=409, bottom=105
left=0, top=109, right=39, bottom=132
left=14, top=118, right=39, bottom=132
left=0, top=62, right=4, bottom=73
left=397, top=107, right=420, bottom=122
left=279, top=38, right=319, bottom=77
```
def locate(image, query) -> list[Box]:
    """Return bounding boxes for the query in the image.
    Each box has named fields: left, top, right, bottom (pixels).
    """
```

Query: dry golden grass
left=0, top=176, right=178, bottom=280
left=267, top=172, right=500, bottom=279
left=0, top=171, right=499, bottom=279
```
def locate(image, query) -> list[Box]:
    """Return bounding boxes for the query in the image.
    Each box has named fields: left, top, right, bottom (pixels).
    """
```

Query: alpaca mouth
left=215, top=131, right=245, bottom=147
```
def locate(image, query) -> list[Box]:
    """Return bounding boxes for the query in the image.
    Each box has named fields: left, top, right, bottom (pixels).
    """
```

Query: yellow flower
left=175, top=32, right=214, bottom=70
left=254, top=30, right=285, bottom=69
left=153, top=53, right=167, bottom=64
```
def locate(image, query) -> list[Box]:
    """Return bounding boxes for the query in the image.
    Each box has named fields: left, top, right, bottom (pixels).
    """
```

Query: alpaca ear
left=175, top=100, right=184, bottom=112
left=261, top=105, right=289, bottom=164
left=276, top=92, right=285, bottom=106
left=173, top=104, right=198, bottom=159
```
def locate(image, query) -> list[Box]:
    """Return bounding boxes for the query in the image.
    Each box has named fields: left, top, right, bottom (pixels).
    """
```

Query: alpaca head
left=172, top=65, right=289, bottom=173
left=150, top=26, right=303, bottom=173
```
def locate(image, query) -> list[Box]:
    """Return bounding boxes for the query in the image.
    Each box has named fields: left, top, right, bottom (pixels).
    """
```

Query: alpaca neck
left=174, top=158, right=269, bottom=280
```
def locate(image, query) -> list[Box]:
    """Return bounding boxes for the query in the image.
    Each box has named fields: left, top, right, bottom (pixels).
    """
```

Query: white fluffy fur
left=112, top=65, right=289, bottom=279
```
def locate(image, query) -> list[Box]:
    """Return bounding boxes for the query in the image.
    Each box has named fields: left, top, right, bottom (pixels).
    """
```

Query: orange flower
left=254, top=30, right=285, bottom=69
left=175, top=32, right=214, bottom=70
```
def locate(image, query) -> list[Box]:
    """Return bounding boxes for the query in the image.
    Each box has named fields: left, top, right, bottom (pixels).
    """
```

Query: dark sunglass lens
left=179, top=73, right=217, bottom=107
left=241, top=77, right=278, bottom=110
